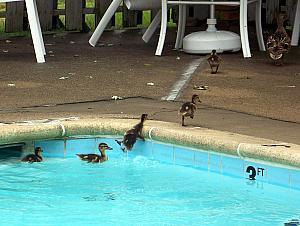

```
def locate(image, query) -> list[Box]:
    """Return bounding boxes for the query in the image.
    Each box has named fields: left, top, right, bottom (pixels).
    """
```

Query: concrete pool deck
left=0, top=29, right=299, bottom=167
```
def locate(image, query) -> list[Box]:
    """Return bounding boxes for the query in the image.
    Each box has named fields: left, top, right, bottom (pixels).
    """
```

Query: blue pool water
left=0, top=138, right=300, bottom=226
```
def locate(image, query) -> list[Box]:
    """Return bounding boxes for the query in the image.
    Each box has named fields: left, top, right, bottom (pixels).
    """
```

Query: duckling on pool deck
left=21, top=147, right=43, bottom=163
left=76, top=143, right=112, bottom=163
left=116, top=114, right=148, bottom=151
left=266, top=14, right=291, bottom=65
left=207, top=49, right=222, bottom=74
left=179, top=94, right=201, bottom=126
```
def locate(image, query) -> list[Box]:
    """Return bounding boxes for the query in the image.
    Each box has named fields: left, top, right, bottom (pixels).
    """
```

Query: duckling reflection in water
left=115, top=114, right=148, bottom=151
left=76, top=143, right=112, bottom=163
left=21, top=147, right=43, bottom=163
left=179, top=95, right=201, bottom=126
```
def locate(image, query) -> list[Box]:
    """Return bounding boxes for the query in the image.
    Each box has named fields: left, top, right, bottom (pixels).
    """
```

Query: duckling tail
left=115, top=140, right=126, bottom=152
left=76, top=154, right=84, bottom=160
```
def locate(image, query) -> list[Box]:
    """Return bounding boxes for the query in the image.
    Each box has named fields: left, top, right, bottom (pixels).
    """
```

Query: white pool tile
left=152, top=142, right=174, bottom=163
left=209, top=153, right=222, bottom=173
left=35, top=140, right=65, bottom=158
left=194, top=150, right=209, bottom=170
left=221, top=155, right=244, bottom=178
left=174, top=146, right=194, bottom=166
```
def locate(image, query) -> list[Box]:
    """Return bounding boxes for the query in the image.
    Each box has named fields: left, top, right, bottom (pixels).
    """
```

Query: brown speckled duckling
left=21, top=147, right=43, bottom=163
left=116, top=114, right=148, bottom=151
left=207, top=50, right=222, bottom=74
left=267, top=14, right=291, bottom=65
left=179, top=95, right=201, bottom=126
left=76, top=143, right=112, bottom=163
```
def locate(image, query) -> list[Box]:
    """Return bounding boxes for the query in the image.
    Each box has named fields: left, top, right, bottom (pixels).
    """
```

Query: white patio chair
left=89, top=0, right=161, bottom=47
left=156, top=0, right=266, bottom=58
left=1, top=0, right=45, bottom=63
left=291, top=0, right=300, bottom=46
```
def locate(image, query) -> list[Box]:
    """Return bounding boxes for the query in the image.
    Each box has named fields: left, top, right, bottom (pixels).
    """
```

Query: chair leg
left=255, top=0, right=265, bottom=51
left=240, top=0, right=251, bottom=58
left=32, top=0, right=45, bottom=55
left=89, top=0, right=122, bottom=47
left=291, top=0, right=300, bottom=46
left=155, top=0, right=168, bottom=56
left=142, top=10, right=161, bottom=43
left=175, top=4, right=186, bottom=49
left=25, top=0, right=45, bottom=63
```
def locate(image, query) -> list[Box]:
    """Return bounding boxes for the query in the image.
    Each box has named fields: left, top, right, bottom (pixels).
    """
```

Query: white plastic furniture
left=156, top=0, right=266, bottom=58
left=89, top=0, right=161, bottom=47
left=291, top=0, right=300, bottom=46
left=1, top=0, right=45, bottom=63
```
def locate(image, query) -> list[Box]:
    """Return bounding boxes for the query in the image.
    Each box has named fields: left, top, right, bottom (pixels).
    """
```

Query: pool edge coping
left=0, top=118, right=300, bottom=168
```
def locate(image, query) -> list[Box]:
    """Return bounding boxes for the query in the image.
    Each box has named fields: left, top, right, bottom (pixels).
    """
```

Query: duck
left=179, top=94, right=201, bottom=126
left=207, top=49, right=222, bottom=74
left=115, top=114, right=148, bottom=151
left=266, top=14, right=291, bottom=65
left=21, top=147, right=43, bottom=163
left=76, top=143, right=112, bottom=163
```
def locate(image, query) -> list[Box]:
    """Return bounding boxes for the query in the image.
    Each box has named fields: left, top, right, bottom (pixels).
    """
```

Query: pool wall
left=0, top=118, right=300, bottom=168
left=34, top=137, right=300, bottom=191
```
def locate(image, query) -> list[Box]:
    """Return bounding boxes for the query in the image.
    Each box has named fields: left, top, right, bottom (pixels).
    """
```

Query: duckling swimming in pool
left=21, top=147, right=43, bottom=163
left=179, top=94, right=201, bottom=126
left=116, top=114, right=148, bottom=151
left=76, top=143, right=112, bottom=163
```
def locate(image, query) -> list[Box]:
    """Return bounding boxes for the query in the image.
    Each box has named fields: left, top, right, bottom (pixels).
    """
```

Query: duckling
left=267, top=14, right=291, bottom=65
left=76, top=143, right=112, bottom=163
left=116, top=114, right=148, bottom=151
left=179, top=94, right=201, bottom=126
left=207, top=50, right=222, bottom=74
left=21, top=147, right=43, bottom=163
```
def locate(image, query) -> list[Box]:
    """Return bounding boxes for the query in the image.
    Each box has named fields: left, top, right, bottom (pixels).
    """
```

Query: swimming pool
left=0, top=137, right=300, bottom=226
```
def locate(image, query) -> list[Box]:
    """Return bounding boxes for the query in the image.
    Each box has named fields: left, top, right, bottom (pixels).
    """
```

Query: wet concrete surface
left=0, top=28, right=299, bottom=144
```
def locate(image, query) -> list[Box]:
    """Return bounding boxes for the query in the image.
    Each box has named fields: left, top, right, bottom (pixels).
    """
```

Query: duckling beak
left=106, top=147, right=113, bottom=150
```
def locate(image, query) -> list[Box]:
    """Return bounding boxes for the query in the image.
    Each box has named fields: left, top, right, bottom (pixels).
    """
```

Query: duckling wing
left=123, top=132, right=137, bottom=150
left=179, top=102, right=196, bottom=116
left=76, top=154, right=100, bottom=162
left=207, top=56, right=220, bottom=67
left=21, top=154, right=38, bottom=163
left=267, top=33, right=291, bottom=60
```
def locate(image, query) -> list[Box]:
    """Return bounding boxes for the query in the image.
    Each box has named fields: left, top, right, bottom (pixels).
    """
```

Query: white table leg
left=142, top=10, right=161, bottom=43
left=155, top=0, right=168, bottom=56
left=255, top=0, right=265, bottom=51
left=89, top=0, right=122, bottom=47
left=175, top=4, right=186, bottom=49
left=291, top=0, right=300, bottom=46
left=240, top=0, right=251, bottom=58
left=32, top=0, right=45, bottom=55
left=25, top=0, right=45, bottom=63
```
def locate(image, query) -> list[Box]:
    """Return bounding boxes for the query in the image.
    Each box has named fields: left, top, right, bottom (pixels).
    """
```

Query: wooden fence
left=0, top=0, right=153, bottom=32
left=0, top=0, right=298, bottom=33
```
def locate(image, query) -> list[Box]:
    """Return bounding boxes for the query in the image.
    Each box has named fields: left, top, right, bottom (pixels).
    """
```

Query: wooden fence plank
left=122, top=6, right=138, bottom=27
left=95, top=0, right=113, bottom=28
left=3, top=1, right=297, bottom=32
left=266, top=0, right=279, bottom=24
left=36, top=0, right=54, bottom=30
left=5, top=2, right=24, bottom=32
left=65, top=0, right=84, bottom=31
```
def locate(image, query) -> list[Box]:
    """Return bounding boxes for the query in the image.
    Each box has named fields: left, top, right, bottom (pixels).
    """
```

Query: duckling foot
left=115, top=139, right=122, bottom=146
